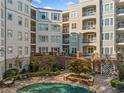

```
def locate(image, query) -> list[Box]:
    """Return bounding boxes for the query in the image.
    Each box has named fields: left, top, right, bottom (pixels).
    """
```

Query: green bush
left=2, top=70, right=60, bottom=82
left=111, top=79, right=124, bottom=91
left=3, top=68, right=19, bottom=79
left=111, top=79, right=120, bottom=88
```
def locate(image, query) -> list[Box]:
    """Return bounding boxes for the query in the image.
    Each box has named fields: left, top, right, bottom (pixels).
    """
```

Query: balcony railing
left=82, top=39, right=96, bottom=43
left=31, top=26, right=36, bottom=32
left=63, top=17, right=69, bottom=22
left=31, top=15, right=36, bottom=20
left=117, top=38, right=124, bottom=43
left=83, top=11, right=96, bottom=16
left=82, top=25, right=96, bottom=30
left=63, top=28, right=69, bottom=33
left=63, top=40, right=69, bottom=44
left=83, top=52, right=93, bottom=56
left=31, top=38, right=36, bottom=44
left=117, top=8, right=124, bottom=14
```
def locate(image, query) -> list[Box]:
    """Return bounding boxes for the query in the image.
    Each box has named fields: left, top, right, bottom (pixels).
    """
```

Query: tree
left=31, top=56, right=39, bottom=72
left=69, top=59, right=91, bottom=75
left=42, top=56, right=55, bottom=72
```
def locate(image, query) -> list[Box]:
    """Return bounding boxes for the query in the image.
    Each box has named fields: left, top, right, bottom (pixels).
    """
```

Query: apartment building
left=62, top=0, right=100, bottom=57
left=0, top=0, right=5, bottom=80
left=0, top=0, right=32, bottom=80
left=63, top=0, right=124, bottom=58
left=31, top=7, right=62, bottom=55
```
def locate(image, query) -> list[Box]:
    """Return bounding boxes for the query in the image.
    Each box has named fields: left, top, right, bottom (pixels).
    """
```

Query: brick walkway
left=93, top=75, right=115, bottom=93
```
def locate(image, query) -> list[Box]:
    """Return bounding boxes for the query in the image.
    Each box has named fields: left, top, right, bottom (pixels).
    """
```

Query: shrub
left=111, top=79, right=120, bottom=88
left=3, top=68, right=19, bottom=79
left=69, top=59, right=91, bottom=75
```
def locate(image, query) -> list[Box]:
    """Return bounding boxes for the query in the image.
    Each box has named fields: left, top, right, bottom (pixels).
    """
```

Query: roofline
left=31, top=6, right=63, bottom=12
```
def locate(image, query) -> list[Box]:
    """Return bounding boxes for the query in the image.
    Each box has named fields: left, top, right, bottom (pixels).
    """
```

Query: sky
left=32, top=0, right=79, bottom=10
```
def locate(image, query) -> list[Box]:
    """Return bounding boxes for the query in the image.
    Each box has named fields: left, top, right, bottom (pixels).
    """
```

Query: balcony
left=82, top=39, right=96, bottom=46
left=83, top=25, right=96, bottom=30
left=63, top=28, right=69, bottom=34
left=31, top=15, right=36, bottom=20
left=117, top=21, right=124, bottom=30
left=31, top=38, right=36, bottom=44
left=63, top=40, right=69, bottom=44
left=82, top=25, right=96, bottom=33
left=83, top=11, right=96, bottom=17
left=31, top=26, right=36, bottom=32
left=116, top=38, right=124, bottom=45
left=117, top=8, right=124, bottom=16
left=63, top=17, right=69, bottom=22
left=83, top=52, right=93, bottom=57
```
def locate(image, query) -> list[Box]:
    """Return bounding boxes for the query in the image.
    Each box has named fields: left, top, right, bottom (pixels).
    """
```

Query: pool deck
left=0, top=72, right=115, bottom=93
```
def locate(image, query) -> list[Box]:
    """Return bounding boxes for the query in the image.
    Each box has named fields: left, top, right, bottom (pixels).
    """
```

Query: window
left=72, top=48, right=77, bottom=54
left=9, top=63, right=12, bottom=69
left=18, top=16, right=23, bottom=25
left=110, top=33, right=113, bottom=40
left=51, top=24, right=60, bottom=31
left=1, top=9, right=4, bottom=19
left=24, top=32, right=28, bottom=41
left=71, top=11, right=78, bottom=18
left=51, top=13, right=60, bottom=21
left=8, top=0, right=13, bottom=4
left=7, top=46, right=13, bottom=54
left=105, top=48, right=109, bottom=55
left=51, top=36, right=60, bottom=43
left=7, top=12, right=13, bottom=20
left=103, top=18, right=113, bottom=26
left=110, top=3, right=113, bottom=11
left=38, top=12, right=48, bottom=20
left=7, top=30, right=13, bottom=38
left=24, top=4, right=29, bottom=13
left=25, top=47, right=28, bottom=55
left=38, top=23, right=49, bottom=31
left=110, top=18, right=113, bottom=25
left=39, top=36, right=48, bottom=42
left=24, top=19, right=29, bottom=28
left=105, top=33, right=109, bottom=40
left=39, top=47, right=48, bottom=53
left=18, top=47, right=22, bottom=55
left=18, top=1, right=22, bottom=11
left=87, top=47, right=94, bottom=54
left=0, top=48, right=4, bottom=57
left=104, top=3, right=114, bottom=12
left=105, top=19, right=109, bottom=26
left=18, top=32, right=22, bottom=40
left=72, top=23, right=77, bottom=29
left=1, top=28, right=4, bottom=38
left=102, top=32, right=113, bottom=40
left=104, top=4, right=109, bottom=12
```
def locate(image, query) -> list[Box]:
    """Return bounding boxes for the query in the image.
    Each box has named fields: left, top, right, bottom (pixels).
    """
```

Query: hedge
left=1, top=70, right=60, bottom=83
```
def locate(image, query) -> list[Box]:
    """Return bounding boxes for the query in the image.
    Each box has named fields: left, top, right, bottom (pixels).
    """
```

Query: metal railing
left=82, top=39, right=96, bottom=43
left=31, top=26, right=36, bottom=31
left=82, top=25, right=96, bottom=30
left=83, top=11, right=96, bottom=16
left=116, top=38, right=124, bottom=43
